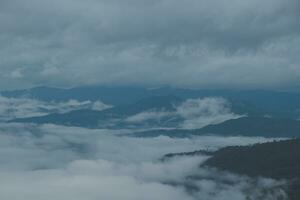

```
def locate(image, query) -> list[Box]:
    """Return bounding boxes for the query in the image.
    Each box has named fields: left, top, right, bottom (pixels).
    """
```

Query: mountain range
left=2, top=86, right=300, bottom=119
left=131, top=116, right=300, bottom=138
left=9, top=95, right=184, bottom=129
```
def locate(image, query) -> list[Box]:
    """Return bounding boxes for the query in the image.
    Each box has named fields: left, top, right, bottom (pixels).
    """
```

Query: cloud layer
left=177, top=98, right=242, bottom=129
left=125, top=97, right=242, bottom=129
left=0, top=95, right=111, bottom=121
left=0, top=123, right=287, bottom=200
left=0, top=0, right=299, bottom=90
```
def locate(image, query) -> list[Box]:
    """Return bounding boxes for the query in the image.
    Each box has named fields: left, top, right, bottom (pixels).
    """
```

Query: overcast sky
left=0, top=0, right=299, bottom=90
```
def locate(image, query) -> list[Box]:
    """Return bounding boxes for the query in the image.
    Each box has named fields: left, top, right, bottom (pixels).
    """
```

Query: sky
left=0, top=0, right=300, bottom=90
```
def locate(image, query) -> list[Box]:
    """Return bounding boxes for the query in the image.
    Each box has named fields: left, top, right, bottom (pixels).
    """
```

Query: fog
left=0, top=123, right=287, bottom=200
left=0, top=95, right=111, bottom=120
left=125, top=97, right=243, bottom=129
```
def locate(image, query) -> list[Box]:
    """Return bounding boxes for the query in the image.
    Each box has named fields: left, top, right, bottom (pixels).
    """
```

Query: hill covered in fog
left=3, top=86, right=300, bottom=119
left=131, top=117, right=300, bottom=138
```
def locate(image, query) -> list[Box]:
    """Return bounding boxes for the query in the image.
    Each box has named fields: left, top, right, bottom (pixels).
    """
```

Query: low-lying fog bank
left=0, top=123, right=287, bottom=200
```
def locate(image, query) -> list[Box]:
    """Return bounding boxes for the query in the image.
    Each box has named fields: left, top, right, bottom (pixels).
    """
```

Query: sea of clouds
left=0, top=122, right=287, bottom=200
left=0, top=96, right=288, bottom=199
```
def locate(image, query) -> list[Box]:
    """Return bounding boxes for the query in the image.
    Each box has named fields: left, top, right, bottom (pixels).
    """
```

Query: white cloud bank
left=177, top=98, right=242, bottom=129
left=0, top=123, right=287, bottom=200
left=0, top=96, right=112, bottom=121
left=126, top=97, right=243, bottom=129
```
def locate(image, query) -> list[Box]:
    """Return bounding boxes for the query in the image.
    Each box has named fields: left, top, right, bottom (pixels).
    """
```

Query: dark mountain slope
left=204, top=139, right=300, bottom=179
left=131, top=117, right=300, bottom=138
left=203, top=139, right=300, bottom=200
left=199, top=117, right=300, bottom=137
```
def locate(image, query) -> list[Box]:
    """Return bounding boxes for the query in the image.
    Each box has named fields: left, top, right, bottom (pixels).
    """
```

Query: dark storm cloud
left=0, top=0, right=299, bottom=89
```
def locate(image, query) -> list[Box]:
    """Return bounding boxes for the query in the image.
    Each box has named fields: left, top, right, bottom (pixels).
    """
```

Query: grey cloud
left=0, top=0, right=299, bottom=90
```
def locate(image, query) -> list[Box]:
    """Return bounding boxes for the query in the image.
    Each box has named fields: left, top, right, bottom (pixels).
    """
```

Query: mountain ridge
left=131, top=116, right=300, bottom=138
left=2, top=86, right=300, bottom=119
